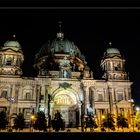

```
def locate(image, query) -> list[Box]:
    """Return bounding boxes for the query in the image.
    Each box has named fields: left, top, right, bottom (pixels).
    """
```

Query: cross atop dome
left=12, top=34, right=16, bottom=40
left=57, top=21, right=64, bottom=40
left=109, top=41, right=112, bottom=47
left=58, top=21, right=62, bottom=32
left=13, top=34, right=16, bottom=38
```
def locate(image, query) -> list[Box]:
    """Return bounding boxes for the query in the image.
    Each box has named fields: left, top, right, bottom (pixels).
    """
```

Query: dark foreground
left=0, top=132, right=140, bottom=140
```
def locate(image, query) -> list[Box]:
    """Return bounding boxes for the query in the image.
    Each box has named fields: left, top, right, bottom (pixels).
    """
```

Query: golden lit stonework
left=0, top=28, right=133, bottom=130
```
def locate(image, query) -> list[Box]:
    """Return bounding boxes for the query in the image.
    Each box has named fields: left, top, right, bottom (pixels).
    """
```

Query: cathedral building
left=0, top=27, right=134, bottom=127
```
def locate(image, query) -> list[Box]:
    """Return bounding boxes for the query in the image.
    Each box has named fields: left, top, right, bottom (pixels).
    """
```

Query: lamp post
left=30, top=115, right=35, bottom=132
left=128, top=99, right=135, bottom=132
left=135, top=106, right=140, bottom=131
left=131, top=114, right=135, bottom=132
left=101, top=115, right=105, bottom=132
left=136, top=107, right=140, bottom=112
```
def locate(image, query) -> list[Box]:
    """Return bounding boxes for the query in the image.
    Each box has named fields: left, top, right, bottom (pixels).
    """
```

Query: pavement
left=1, top=127, right=139, bottom=132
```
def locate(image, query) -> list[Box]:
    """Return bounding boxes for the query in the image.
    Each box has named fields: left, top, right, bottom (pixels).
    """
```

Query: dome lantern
left=3, top=34, right=21, bottom=49
left=106, top=42, right=120, bottom=55
left=57, top=21, right=64, bottom=40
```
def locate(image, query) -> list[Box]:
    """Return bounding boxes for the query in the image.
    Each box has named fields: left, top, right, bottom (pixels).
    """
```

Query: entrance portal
left=52, top=90, right=78, bottom=127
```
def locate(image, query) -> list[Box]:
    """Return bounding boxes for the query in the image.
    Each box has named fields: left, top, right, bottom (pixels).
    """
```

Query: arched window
left=115, top=67, right=118, bottom=71
left=1, top=90, right=7, bottom=98
left=25, top=92, right=31, bottom=100
left=6, top=57, right=12, bottom=65
left=117, top=92, right=123, bottom=101
left=98, top=93, right=103, bottom=101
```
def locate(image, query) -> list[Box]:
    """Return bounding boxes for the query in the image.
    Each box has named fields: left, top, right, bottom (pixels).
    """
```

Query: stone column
left=96, top=109, right=101, bottom=126
left=83, top=86, right=90, bottom=115
left=14, top=84, right=19, bottom=115
left=110, top=61, right=113, bottom=71
left=50, top=101, right=54, bottom=119
left=125, top=88, right=129, bottom=100
left=9, top=85, right=16, bottom=117
left=111, top=88, right=115, bottom=102
left=11, top=84, right=16, bottom=97
left=91, top=87, right=95, bottom=115
left=107, top=86, right=113, bottom=114
left=36, top=85, right=41, bottom=112
left=45, top=85, right=49, bottom=115
left=78, top=103, right=82, bottom=126
left=40, top=85, right=46, bottom=112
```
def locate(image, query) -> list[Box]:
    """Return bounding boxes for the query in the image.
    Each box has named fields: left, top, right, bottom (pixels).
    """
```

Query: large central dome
left=35, top=32, right=85, bottom=61
left=34, top=31, right=87, bottom=76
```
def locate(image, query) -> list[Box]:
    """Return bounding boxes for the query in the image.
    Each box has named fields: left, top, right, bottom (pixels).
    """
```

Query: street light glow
left=102, top=115, right=105, bottom=119
left=31, top=115, right=35, bottom=120
left=136, top=107, right=140, bottom=111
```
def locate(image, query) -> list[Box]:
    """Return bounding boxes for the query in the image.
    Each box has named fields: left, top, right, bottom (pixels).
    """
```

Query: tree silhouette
left=85, top=115, right=98, bottom=131
left=0, top=111, right=8, bottom=131
left=102, top=113, right=115, bottom=131
left=33, top=111, right=47, bottom=131
left=117, top=114, right=128, bottom=132
left=13, top=113, right=25, bottom=132
left=135, top=111, right=140, bottom=130
left=52, top=110, right=64, bottom=132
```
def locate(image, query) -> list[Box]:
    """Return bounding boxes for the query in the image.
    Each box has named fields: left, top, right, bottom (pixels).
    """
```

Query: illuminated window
left=1, top=90, right=7, bottom=98
left=6, top=57, right=12, bottom=65
left=115, top=67, right=118, bottom=71
left=0, top=55, right=2, bottom=64
left=114, top=62, right=121, bottom=71
left=98, top=93, right=103, bottom=101
left=40, top=95, right=44, bottom=100
left=120, top=108, right=124, bottom=115
left=25, top=92, right=31, bottom=100
left=117, top=92, right=123, bottom=101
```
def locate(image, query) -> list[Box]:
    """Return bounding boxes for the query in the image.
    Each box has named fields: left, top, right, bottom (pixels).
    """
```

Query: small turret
left=101, top=42, right=128, bottom=80
left=0, top=35, right=24, bottom=77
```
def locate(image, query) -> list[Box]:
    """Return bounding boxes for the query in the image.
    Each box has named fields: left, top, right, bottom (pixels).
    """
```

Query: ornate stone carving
left=59, top=56, right=70, bottom=68
left=59, top=82, right=72, bottom=89
left=54, top=94, right=73, bottom=105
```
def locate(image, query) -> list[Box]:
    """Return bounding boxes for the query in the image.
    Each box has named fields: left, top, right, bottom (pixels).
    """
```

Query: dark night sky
left=0, top=8, right=140, bottom=106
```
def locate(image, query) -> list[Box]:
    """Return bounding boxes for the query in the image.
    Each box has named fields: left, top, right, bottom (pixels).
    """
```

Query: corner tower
left=0, top=35, right=24, bottom=77
left=101, top=42, right=128, bottom=80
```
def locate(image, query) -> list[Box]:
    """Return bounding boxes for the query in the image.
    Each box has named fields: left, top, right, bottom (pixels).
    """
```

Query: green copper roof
left=36, top=37, right=85, bottom=61
left=106, top=47, right=120, bottom=54
left=4, top=41, right=21, bottom=48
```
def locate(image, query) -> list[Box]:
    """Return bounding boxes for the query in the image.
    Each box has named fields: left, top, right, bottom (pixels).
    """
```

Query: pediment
left=112, top=55, right=121, bottom=59
left=117, top=100, right=128, bottom=104
left=2, top=48, right=19, bottom=53
left=116, top=100, right=131, bottom=108
left=0, top=97, right=8, bottom=102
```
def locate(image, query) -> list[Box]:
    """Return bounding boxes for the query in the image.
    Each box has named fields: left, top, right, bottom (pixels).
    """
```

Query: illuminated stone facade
left=0, top=31, right=133, bottom=127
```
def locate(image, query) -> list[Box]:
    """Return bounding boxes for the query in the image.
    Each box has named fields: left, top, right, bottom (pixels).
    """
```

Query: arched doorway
left=51, top=89, right=78, bottom=127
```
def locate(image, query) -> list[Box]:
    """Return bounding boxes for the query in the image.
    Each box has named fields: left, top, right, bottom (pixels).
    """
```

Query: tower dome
left=4, top=40, right=21, bottom=48
left=106, top=47, right=120, bottom=54
left=103, top=42, right=121, bottom=58
left=0, top=35, right=24, bottom=77
left=2, top=35, right=22, bottom=52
